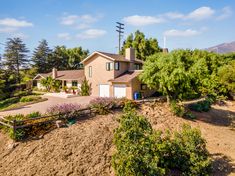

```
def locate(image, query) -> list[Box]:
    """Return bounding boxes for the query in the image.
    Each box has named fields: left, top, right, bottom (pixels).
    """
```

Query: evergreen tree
left=32, top=39, right=52, bottom=73
left=121, top=30, right=162, bottom=60
left=3, top=38, right=29, bottom=83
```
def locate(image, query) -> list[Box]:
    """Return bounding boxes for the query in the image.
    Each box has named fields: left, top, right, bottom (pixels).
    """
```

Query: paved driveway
left=0, top=95, right=96, bottom=116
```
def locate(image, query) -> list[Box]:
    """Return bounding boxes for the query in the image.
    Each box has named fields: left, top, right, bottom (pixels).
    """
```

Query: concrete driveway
left=0, top=95, right=96, bottom=116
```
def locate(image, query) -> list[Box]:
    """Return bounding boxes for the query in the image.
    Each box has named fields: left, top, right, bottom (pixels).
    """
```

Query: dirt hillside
left=0, top=102, right=235, bottom=176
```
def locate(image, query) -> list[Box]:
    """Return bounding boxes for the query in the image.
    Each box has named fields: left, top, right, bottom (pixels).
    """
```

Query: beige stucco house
left=81, top=48, right=154, bottom=99
left=33, top=69, right=85, bottom=90
left=33, top=48, right=154, bottom=99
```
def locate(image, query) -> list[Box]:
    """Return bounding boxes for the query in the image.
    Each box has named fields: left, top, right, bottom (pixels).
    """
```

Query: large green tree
left=32, top=39, right=52, bottom=73
left=140, top=49, right=235, bottom=102
left=3, top=38, right=29, bottom=83
left=121, top=30, right=162, bottom=60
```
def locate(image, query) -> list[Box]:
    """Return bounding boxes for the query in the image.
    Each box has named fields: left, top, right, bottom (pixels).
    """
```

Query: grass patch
left=0, top=97, right=47, bottom=111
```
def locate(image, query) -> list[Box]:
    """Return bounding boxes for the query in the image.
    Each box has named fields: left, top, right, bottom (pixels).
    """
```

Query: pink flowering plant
left=46, top=103, right=81, bottom=118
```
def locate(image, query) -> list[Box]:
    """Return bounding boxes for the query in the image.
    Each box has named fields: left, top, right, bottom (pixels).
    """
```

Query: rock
left=56, top=120, right=65, bottom=128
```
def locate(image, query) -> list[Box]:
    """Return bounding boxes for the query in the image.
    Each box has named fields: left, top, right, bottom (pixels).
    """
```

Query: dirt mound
left=0, top=114, right=118, bottom=176
left=0, top=102, right=235, bottom=175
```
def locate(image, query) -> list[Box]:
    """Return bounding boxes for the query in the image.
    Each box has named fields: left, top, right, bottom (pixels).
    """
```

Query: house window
left=115, top=62, right=120, bottom=70
left=134, top=64, right=142, bottom=70
left=141, top=84, right=147, bottom=90
left=72, top=81, right=78, bottom=87
left=64, top=81, right=67, bottom=86
left=106, top=62, right=113, bottom=71
left=89, top=66, right=92, bottom=77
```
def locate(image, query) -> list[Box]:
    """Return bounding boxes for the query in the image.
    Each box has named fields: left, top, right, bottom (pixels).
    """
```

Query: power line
left=116, top=22, right=124, bottom=53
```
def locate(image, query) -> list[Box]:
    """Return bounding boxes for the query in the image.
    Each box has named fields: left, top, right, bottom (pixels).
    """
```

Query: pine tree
left=32, top=39, right=52, bottom=73
left=3, top=38, right=29, bottom=83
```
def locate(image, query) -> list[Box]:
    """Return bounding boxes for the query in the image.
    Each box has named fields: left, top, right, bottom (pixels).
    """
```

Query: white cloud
left=216, top=6, right=232, bottom=20
left=0, top=27, right=18, bottom=33
left=186, top=7, right=215, bottom=20
left=60, top=14, right=101, bottom=29
left=76, top=29, right=106, bottom=39
left=164, top=29, right=201, bottom=37
left=122, top=15, right=164, bottom=26
left=164, top=12, right=184, bottom=19
left=0, top=18, right=33, bottom=27
left=57, top=33, right=71, bottom=40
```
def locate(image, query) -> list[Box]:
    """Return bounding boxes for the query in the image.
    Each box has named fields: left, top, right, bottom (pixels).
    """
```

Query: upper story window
left=88, top=66, right=92, bottom=77
left=72, top=81, right=78, bottom=87
left=134, top=64, right=142, bottom=70
left=106, top=62, right=113, bottom=71
left=114, top=62, right=120, bottom=70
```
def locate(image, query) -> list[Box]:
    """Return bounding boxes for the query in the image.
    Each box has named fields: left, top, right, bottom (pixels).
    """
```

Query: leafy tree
left=67, top=47, right=89, bottom=69
left=3, top=38, right=29, bottom=83
left=218, top=60, right=235, bottom=93
left=139, top=51, right=193, bottom=102
left=40, top=76, right=54, bottom=92
left=32, top=39, right=52, bottom=73
left=121, top=30, right=162, bottom=60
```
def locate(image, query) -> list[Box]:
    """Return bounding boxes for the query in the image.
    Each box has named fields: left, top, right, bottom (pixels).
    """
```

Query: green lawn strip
left=0, top=98, right=48, bottom=112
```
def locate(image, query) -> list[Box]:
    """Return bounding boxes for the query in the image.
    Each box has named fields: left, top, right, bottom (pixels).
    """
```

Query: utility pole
left=116, top=22, right=124, bottom=53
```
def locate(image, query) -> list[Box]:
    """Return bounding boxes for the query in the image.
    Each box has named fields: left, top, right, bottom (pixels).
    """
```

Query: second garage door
left=114, top=84, right=126, bottom=98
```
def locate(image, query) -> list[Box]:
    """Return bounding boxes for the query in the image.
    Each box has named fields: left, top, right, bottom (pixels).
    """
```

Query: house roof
left=33, top=70, right=85, bottom=82
left=81, top=51, right=144, bottom=64
left=109, top=70, right=142, bottom=83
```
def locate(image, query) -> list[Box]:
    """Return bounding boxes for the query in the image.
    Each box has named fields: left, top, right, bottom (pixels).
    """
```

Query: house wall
left=37, top=81, right=46, bottom=90
left=130, top=77, right=155, bottom=99
left=84, top=54, right=115, bottom=96
left=114, top=62, right=129, bottom=78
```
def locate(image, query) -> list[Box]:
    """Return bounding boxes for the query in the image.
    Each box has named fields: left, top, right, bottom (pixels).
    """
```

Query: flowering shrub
left=46, top=103, right=81, bottom=115
left=89, top=97, right=116, bottom=115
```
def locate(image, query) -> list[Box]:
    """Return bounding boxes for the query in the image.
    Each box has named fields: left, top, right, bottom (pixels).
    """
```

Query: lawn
left=0, top=95, right=47, bottom=112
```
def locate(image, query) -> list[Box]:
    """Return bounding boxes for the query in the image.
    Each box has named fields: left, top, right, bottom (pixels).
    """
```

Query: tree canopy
left=140, top=49, right=235, bottom=101
left=121, top=30, right=162, bottom=60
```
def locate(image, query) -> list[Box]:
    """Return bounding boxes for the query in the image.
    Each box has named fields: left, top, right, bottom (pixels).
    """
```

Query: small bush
left=46, top=103, right=81, bottom=117
left=13, top=90, right=31, bottom=97
left=0, top=97, right=20, bottom=109
left=170, top=101, right=186, bottom=117
left=80, top=79, right=90, bottom=96
left=20, top=95, right=41, bottom=102
left=188, top=99, right=211, bottom=112
left=26, top=111, right=41, bottom=118
left=89, top=97, right=116, bottom=115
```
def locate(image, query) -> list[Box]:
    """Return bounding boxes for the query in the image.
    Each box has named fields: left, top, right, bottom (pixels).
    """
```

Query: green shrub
left=20, top=95, right=41, bottom=102
left=0, top=97, right=20, bottom=109
left=80, top=79, right=90, bottom=96
left=26, top=111, right=41, bottom=118
left=112, top=104, right=211, bottom=175
left=112, top=105, right=166, bottom=175
left=188, top=99, right=211, bottom=112
left=13, top=90, right=31, bottom=97
left=170, top=101, right=186, bottom=117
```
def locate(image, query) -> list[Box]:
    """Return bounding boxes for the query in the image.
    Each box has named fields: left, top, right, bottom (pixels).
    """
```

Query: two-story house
left=81, top=48, right=154, bottom=99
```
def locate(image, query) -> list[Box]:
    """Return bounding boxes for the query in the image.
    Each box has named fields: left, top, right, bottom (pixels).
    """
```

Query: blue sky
left=0, top=0, right=234, bottom=54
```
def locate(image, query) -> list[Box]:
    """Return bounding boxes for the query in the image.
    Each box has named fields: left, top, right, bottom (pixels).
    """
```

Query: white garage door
left=114, top=84, right=126, bottom=98
left=99, top=84, right=110, bottom=97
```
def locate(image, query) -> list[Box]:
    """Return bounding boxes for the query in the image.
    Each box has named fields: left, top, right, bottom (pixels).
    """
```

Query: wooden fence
left=0, top=107, right=93, bottom=141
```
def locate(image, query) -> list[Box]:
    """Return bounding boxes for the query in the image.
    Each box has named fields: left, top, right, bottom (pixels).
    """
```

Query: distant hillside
left=206, top=41, right=235, bottom=54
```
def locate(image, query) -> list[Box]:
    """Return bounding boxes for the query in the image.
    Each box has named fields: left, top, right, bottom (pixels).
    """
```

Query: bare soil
left=0, top=101, right=235, bottom=176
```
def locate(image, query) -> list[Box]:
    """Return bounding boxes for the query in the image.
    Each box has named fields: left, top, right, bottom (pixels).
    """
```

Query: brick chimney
left=125, top=48, right=135, bottom=61
left=163, top=48, right=169, bottom=53
left=52, top=68, right=57, bottom=79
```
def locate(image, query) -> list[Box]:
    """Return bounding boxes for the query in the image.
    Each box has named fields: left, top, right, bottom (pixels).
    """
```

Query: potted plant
left=62, top=86, right=68, bottom=93
left=71, top=86, right=78, bottom=95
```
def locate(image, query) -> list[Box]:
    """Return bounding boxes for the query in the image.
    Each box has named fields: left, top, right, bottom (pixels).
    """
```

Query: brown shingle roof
left=109, top=70, right=142, bottom=83
left=34, top=70, right=85, bottom=82
left=81, top=51, right=144, bottom=64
